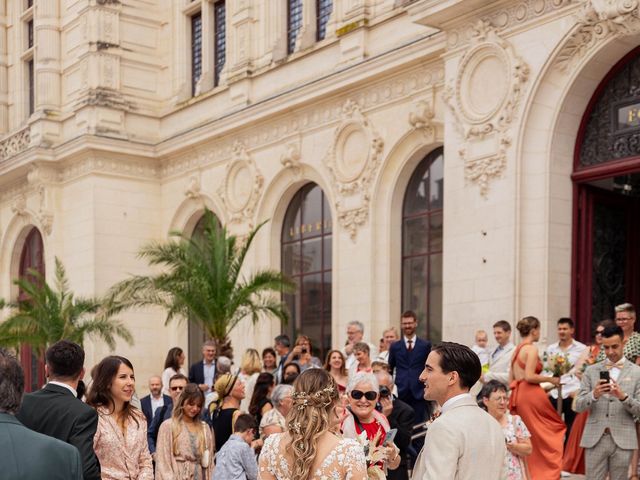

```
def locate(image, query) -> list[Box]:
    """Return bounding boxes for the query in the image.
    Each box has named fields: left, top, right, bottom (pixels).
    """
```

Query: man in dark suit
left=376, top=370, right=415, bottom=480
left=388, top=310, right=432, bottom=425
left=140, top=375, right=171, bottom=426
left=0, top=348, right=83, bottom=479
left=16, top=340, right=101, bottom=480
left=188, top=340, right=217, bottom=394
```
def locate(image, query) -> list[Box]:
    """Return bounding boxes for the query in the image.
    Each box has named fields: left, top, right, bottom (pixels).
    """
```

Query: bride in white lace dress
left=258, top=369, right=367, bottom=480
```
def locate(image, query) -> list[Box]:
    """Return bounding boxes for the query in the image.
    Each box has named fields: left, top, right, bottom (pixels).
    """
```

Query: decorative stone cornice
left=555, top=0, right=640, bottom=72
left=443, top=21, right=529, bottom=196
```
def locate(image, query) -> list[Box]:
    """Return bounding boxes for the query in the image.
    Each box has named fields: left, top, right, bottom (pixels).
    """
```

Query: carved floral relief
left=218, top=141, right=264, bottom=226
left=443, top=21, right=529, bottom=196
left=324, top=99, right=384, bottom=241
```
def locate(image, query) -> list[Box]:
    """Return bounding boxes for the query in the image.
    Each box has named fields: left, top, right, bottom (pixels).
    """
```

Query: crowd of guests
left=2, top=303, right=640, bottom=480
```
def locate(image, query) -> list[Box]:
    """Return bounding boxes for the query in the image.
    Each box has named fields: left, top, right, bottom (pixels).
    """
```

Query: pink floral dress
left=502, top=413, right=531, bottom=480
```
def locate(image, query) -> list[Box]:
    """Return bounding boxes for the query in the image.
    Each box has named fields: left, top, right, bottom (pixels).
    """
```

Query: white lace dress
left=258, top=432, right=367, bottom=480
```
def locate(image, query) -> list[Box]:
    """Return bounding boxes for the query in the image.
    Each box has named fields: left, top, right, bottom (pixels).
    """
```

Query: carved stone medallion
left=218, top=142, right=264, bottom=225
left=324, top=100, right=384, bottom=241
left=444, top=21, right=529, bottom=197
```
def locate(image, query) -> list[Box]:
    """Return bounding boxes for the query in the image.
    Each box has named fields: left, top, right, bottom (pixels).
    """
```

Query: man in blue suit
left=140, top=375, right=171, bottom=426
left=388, top=310, right=432, bottom=425
left=188, top=341, right=217, bottom=394
left=0, top=348, right=83, bottom=480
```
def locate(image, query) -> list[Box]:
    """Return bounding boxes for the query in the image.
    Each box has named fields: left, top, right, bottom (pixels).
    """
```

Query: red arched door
left=572, top=47, right=640, bottom=341
left=18, top=227, right=46, bottom=392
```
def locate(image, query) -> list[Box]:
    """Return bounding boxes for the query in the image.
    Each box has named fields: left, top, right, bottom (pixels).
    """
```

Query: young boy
left=212, top=414, right=260, bottom=480
left=471, top=330, right=490, bottom=370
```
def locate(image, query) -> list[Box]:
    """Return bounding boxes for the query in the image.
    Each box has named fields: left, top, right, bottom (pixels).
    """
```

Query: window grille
left=191, top=12, right=203, bottom=96
left=316, top=0, right=332, bottom=41
left=214, top=1, right=226, bottom=87
left=287, top=0, right=303, bottom=55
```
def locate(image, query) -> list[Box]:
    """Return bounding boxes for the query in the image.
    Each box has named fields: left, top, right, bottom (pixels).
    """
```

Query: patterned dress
left=258, top=432, right=367, bottom=480
left=154, top=419, right=214, bottom=480
left=501, top=413, right=532, bottom=480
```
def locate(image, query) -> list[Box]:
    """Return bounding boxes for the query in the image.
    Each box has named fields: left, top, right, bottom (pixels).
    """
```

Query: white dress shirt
left=150, top=394, right=164, bottom=417
left=48, top=380, right=77, bottom=398
left=404, top=335, right=417, bottom=351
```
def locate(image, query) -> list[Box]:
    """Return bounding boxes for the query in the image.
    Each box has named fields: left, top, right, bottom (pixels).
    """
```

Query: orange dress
left=509, top=344, right=566, bottom=480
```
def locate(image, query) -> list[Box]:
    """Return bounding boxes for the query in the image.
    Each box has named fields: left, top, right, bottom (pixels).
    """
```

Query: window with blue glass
left=214, top=1, right=226, bottom=87
left=191, top=12, right=202, bottom=96
left=316, top=0, right=332, bottom=41
left=287, top=0, right=303, bottom=54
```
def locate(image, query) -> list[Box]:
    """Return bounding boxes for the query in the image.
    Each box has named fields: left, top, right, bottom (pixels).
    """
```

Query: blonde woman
left=258, top=369, right=367, bottom=480
left=155, top=383, right=214, bottom=480
left=239, top=349, right=262, bottom=412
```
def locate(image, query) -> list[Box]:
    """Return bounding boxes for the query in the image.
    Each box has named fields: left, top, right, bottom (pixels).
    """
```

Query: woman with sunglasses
left=563, top=319, right=614, bottom=475
left=341, top=372, right=400, bottom=476
left=208, top=373, right=245, bottom=451
left=155, top=383, right=214, bottom=480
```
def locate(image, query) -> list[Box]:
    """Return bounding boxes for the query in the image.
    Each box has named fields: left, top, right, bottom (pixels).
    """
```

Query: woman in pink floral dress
left=479, top=380, right=532, bottom=480
left=87, top=356, right=153, bottom=480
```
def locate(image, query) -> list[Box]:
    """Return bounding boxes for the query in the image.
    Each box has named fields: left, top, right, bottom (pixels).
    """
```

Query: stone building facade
left=2, top=0, right=639, bottom=391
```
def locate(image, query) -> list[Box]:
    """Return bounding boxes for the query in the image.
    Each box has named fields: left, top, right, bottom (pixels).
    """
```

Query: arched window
left=188, top=214, right=212, bottom=366
left=402, top=148, right=444, bottom=342
left=281, top=183, right=332, bottom=359
left=18, top=227, right=45, bottom=392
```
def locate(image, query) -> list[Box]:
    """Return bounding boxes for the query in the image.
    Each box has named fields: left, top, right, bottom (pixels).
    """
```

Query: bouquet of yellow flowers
left=543, top=352, right=573, bottom=377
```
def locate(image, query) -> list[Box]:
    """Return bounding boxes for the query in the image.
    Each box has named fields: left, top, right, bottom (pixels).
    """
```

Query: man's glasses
left=170, top=386, right=184, bottom=392
left=350, top=390, right=377, bottom=401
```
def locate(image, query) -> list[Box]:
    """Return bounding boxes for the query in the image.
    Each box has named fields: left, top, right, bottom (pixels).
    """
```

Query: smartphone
left=599, top=370, right=610, bottom=383
left=383, top=428, right=398, bottom=446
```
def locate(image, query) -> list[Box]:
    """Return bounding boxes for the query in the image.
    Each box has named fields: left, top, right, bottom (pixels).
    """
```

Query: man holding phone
left=575, top=325, right=640, bottom=480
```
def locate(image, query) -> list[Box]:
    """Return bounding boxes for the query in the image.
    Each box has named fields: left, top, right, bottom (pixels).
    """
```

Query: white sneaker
left=560, top=471, right=570, bottom=477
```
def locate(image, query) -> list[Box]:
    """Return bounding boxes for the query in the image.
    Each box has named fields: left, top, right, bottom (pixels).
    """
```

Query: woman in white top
left=258, top=369, right=367, bottom=480
left=239, top=348, right=262, bottom=412
left=162, top=347, right=187, bottom=396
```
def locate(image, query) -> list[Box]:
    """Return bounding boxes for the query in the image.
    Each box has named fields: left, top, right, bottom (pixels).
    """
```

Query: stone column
left=0, top=1, right=7, bottom=133
left=35, top=0, right=61, bottom=112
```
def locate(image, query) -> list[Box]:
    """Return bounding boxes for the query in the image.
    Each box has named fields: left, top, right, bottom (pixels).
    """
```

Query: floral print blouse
left=502, top=413, right=531, bottom=480
left=258, top=432, right=367, bottom=480
left=93, top=406, right=153, bottom=480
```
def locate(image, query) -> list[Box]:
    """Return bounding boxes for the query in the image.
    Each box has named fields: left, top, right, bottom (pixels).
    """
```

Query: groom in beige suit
left=412, top=342, right=506, bottom=480
left=575, top=325, right=640, bottom=480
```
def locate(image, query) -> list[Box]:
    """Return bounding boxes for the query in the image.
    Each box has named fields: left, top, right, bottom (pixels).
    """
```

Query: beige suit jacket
left=412, top=395, right=506, bottom=480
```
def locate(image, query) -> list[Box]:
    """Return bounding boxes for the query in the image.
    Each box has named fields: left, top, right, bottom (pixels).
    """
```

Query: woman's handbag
left=200, top=423, right=211, bottom=468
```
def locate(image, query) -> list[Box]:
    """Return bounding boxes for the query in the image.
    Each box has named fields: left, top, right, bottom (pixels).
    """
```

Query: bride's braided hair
left=287, top=369, right=339, bottom=479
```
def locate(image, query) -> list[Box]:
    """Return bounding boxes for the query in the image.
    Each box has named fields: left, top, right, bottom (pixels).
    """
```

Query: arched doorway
left=573, top=47, right=640, bottom=337
left=281, top=183, right=332, bottom=360
left=18, top=227, right=46, bottom=392
left=401, top=147, right=444, bottom=342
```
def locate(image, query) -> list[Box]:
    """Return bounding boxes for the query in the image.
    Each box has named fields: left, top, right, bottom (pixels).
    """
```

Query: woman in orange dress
left=509, top=316, right=566, bottom=480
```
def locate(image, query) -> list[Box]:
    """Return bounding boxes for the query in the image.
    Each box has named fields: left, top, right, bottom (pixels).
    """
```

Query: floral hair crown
left=291, top=384, right=336, bottom=411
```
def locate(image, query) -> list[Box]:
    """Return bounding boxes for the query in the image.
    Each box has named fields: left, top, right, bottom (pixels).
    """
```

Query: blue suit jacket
left=388, top=337, right=431, bottom=401
left=140, top=393, right=171, bottom=426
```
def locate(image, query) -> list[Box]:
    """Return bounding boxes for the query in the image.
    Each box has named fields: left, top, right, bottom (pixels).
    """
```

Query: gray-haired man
left=343, top=320, right=377, bottom=370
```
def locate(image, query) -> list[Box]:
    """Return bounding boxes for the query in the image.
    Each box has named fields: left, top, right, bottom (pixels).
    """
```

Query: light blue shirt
left=211, top=434, right=258, bottom=480
left=203, top=361, right=215, bottom=392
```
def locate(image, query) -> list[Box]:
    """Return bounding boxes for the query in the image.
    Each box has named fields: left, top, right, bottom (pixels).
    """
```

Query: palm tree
left=108, top=209, right=293, bottom=358
left=0, top=258, right=134, bottom=356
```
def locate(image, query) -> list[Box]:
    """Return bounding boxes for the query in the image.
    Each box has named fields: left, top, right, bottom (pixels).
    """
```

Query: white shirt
left=203, top=361, right=216, bottom=392
left=545, top=339, right=587, bottom=399
left=404, top=335, right=417, bottom=351
left=150, top=394, right=164, bottom=417
left=48, top=381, right=77, bottom=398
left=440, top=393, right=472, bottom=414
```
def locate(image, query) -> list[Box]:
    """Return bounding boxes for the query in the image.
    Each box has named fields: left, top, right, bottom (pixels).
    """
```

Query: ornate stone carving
left=556, top=1, right=640, bottom=72
left=28, top=165, right=57, bottom=236
left=444, top=21, right=529, bottom=196
left=218, top=142, right=264, bottom=225
left=184, top=173, right=202, bottom=199
left=324, top=100, right=384, bottom=241
left=11, top=194, right=27, bottom=217
left=0, top=127, right=31, bottom=161
left=280, top=139, right=302, bottom=178
left=409, top=99, right=436, bottom=138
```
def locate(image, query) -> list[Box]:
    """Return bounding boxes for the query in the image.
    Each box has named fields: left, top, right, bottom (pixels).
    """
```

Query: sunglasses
left=379, top=386, right=391, bottom=398
left=595, top=330, right=605, bottom=335
left=350, top=390, right=377, bottom=401
left=170, top=386, right=184, bottom=392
